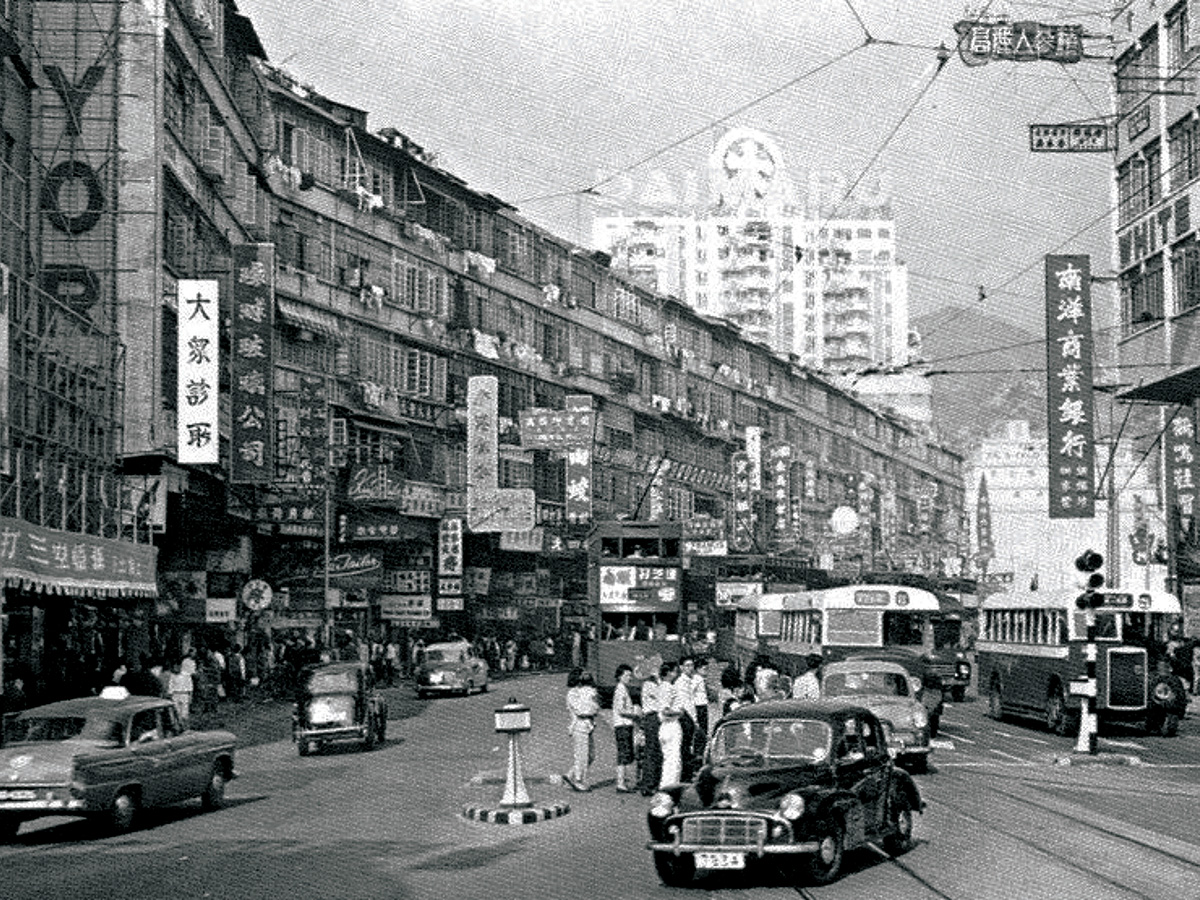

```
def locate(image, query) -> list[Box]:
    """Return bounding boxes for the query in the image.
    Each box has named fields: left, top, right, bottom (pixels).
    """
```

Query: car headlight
left=911, top=706, right=928, bottom=729
left=956, top=661, right=971, bottom=679
left=907, top=676, right=923, bottom=695
left=428, top=671, right=444, bottom=684
left=779, top=793, right=805, bottom=820
left=649, top=792, right=675, bottom=818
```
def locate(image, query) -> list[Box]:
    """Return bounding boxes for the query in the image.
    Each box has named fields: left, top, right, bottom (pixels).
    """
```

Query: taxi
left=0, top=687, right=235, bottom=838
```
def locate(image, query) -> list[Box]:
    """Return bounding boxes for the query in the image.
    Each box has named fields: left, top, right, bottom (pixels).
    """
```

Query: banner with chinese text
left=1164, top=407, right=1200, bottom=553
left=0, top=515, right=158, bottom=597
left=230, top=245, right=275, bottom=483
left=1045, top=254, right=1096, bottom=519
left=177, top=280, right=219, bottom=463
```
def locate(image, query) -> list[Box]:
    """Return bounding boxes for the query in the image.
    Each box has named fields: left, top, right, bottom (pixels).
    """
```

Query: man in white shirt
left=637, top=670, right=663, bottom=795
left=678, top=656, right=701, bottom=779
left=791, top=654, right=823, bottom=701
left=688, top=656, right=711, bottom=763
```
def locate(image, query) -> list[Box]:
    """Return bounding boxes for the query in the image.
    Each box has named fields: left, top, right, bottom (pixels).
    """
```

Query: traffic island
left=461, top=802, right=571, bottom=825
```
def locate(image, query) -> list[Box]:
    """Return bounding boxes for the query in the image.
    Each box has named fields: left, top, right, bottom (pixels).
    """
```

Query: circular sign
left=830, top=506, right=860, bottom=535
left=241, top=579, right=274, bottom=611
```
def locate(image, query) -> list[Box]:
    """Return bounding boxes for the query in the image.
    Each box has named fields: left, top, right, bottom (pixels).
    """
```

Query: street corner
left=461, top=802, right=571, bottom=825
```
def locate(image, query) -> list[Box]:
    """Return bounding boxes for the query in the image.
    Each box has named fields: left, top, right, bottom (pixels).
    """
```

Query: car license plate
left=0, top=790, right=36, bottom=801
left=694, top=852, right=745, bottom=870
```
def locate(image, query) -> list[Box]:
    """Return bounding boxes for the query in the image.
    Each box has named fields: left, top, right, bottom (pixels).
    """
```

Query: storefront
left=0, top=516, right=158, bottom=707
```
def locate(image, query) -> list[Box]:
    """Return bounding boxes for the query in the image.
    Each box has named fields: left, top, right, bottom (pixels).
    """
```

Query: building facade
left=1111, top=1, right=1200, bottom=632
left=593, top=127, right=912, bottom=371
left=2, top=0, right=966, bottom=706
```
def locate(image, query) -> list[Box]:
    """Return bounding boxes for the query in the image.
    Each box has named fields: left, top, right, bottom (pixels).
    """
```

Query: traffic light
left=1074, top=550, right=1104, bottom=609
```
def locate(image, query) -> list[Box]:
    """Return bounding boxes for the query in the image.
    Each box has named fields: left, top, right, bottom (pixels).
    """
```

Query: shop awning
left=276, top=298, right=342, bottom=340
left=0, top=515, right=158, bottom=598
left=1117, top=367, right=1200, bottom=404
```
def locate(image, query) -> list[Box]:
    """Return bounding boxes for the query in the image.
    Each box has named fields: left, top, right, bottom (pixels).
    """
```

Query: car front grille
left=681, top=815, right=768, bottom=847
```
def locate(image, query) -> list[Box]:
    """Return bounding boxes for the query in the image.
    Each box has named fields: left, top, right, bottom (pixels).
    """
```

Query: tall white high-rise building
left=592, top=127, right=911, bottom=370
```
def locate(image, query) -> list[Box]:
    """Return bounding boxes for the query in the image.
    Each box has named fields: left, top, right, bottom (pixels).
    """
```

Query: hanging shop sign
left=438, top=518, right=463, bottom=575
left=683, top=515, right=727, bottom=557
left=954, top=20, right=1084, bottom=66
left=976, top=473, right=995, bottom=564
left=177, top=279, right=220, bottom=464
left=467, top=375, right=499, bottom=498
left=1045, top=255, right=1096, bottom=519
left=1164, top=407, right=1200, bottom=555
left=0, top=515, right=158, bottom=597
left=730, top=452, right=754, bottom=553
left=379, top=593, right=432, bottom=620
left=1029, top=124, right=1110, bottom=153
left=230, top=245, right=276, bottom=483
left=715, top=580, right=763, bottom=608
left=519, top=395, right=594, bottom=450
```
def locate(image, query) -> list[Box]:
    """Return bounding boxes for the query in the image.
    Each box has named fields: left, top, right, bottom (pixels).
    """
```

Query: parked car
left=843, top=648, right=944, bottom=736
left=415, top=640, right=489, bottom=698
left=646, top=699, right=921, bottom=887
left=820, top=659, right=932, bottom=773
left=0, top=686, right=235, bottom=839
left=293, top=662, right=388, bottom=756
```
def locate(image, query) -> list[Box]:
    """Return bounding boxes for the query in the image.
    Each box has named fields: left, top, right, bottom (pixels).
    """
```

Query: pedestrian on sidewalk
left=612, top=664, right=638, bottom=792
left=565, top=667, right=600, bottom=792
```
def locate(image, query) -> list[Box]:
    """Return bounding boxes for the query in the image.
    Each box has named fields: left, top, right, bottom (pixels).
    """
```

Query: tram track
left=789, top=769, right=1200, bottom=900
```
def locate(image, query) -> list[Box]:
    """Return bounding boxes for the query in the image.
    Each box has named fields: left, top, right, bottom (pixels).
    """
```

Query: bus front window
left=883, top=612, right=925, bottom=647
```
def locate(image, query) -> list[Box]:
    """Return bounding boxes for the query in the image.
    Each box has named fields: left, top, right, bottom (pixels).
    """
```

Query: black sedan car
left=293, top=662, right=388, bottom=756
left=646, top=699, right=922, bottom=887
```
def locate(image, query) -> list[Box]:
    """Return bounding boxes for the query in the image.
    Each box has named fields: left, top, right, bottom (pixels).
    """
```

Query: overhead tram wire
left=515, top=43, right=869, bottom=208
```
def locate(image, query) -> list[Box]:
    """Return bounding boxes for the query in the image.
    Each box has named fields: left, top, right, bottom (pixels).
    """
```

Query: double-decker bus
left=976, top=588, right=1184, bottom=736
left=586, top=521, right=684, bottom=702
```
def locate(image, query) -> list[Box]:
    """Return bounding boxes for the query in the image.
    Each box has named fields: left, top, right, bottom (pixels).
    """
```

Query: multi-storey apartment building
left=1110, top=2, right=1200, bottom=627
left=593, top=127, right=911, bottom=370
left=1, top=0, right=965, bottom=705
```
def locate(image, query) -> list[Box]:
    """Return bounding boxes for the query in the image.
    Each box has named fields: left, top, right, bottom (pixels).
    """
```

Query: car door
left=832, top=714, right=878, bottom=848
left=129, top=707, right=174, bottom=806
left=159, top=703, right=210, bottom=800
left=855, top=714, right=890, bottom=832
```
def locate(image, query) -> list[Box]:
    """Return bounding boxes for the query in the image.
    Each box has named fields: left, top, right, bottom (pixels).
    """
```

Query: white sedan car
left=820, top=659, right=931, bottom=773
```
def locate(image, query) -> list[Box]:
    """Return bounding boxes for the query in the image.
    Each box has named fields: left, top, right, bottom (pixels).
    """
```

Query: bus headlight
left=779, top=793, right=805, bottom=820
left=649, top=792, right=676, bottom=818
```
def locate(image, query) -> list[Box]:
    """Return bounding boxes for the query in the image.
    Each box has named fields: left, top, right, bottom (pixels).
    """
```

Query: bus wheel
left=987, top=682, right=1005, bottom=721
left=1045, top=688, right=1069, bottom=736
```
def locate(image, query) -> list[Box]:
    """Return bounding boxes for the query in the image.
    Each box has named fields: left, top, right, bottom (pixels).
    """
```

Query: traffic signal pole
left=1075, top=608, right=1099, bottom=754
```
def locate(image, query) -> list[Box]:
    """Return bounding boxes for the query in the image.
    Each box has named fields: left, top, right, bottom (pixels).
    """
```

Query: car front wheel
left=110, top=790, right=139, bottom=834
left=806, top=819, right=845, bottom=885
left=201, top=764, right=227, bottom=810
left=883, top=789, right=916, bottom=856
left=653, top=851, right=695, bottom=887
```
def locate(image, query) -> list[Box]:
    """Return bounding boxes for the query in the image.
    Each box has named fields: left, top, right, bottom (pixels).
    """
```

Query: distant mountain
left=911, top=306, right=1045, bottom=456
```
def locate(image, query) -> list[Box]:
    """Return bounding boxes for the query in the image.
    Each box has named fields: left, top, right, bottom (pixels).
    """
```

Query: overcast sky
left=237, top=0, right=1117, bottom=335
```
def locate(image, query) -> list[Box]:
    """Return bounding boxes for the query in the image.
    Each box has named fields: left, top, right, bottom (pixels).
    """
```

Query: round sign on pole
left=830, top=506, right=859, bottom=535
left=241, top=579, right=274, bottom=611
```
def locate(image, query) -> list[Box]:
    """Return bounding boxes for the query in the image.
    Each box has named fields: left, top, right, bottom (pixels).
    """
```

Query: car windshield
left=709, top=718, right=832, bottom=766
left=824, top=670, right=909, bottom=697
left=305, top=670, right=358, bottom=693
left=424, top=649, right=462, bottom=663
left=9, top=714, right=125, bottom=746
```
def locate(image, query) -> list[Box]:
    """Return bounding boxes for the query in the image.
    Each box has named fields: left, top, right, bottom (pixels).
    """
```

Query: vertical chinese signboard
left=230, top=245, right=275, bottom=483
left=564, top=395, right=594, bottom=525
left=1045, top=254, right=1096, bottom=519
left=976, top=473, right=995, bottom=568
left=467, top=376, right=499, bottom=502
left=293, top=373, right=327, bottom=487
left=730, top=452, right=753, bottom=553
left=177, top=280, right=219, bottom=464
left=768, top=444, right=792, bottom=547
left=1164, top=408, right=1200, bottom=555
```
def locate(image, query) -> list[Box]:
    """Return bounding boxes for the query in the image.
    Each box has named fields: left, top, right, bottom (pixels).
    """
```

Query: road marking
left=988, top=747, right=1026, bottom=761
left=930, top=738, right=956, bottom=750
left=939, top=731, right=975, bottom=744
left=995, top=732, right=1049, bottom=745
left=1099, top=738, right=1146, bottom=750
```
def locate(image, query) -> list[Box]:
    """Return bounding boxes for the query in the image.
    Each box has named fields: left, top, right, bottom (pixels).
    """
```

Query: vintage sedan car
left=646, top=699, right=921, bottom=887
left=843, top=648, right=944, bottom=736
left=414, top=640, right=489, bottom=698
left=0, top=686, right=235, bottom=839
left=293, top=662, right=388, bottom=756
left=820, top=660, right=932, bottom=773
